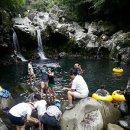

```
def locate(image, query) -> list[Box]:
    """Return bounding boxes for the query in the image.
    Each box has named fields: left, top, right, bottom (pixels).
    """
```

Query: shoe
left=65, top=104, right=74, bottom=110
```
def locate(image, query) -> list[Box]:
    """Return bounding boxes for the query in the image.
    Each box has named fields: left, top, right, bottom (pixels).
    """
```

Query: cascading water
left=37, top=29, right=47, bottom=60
left=13, top=29, right=27, bottom=61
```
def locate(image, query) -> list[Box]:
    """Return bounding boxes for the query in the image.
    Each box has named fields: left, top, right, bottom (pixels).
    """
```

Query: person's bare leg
left=41, top=82, right=44, bottom=98
left=33, top=75, right=36, bottom=84
left=52, top=88, right=55, bottom=101
left=67, top=91, right=74, bottom=105
left=45, top=82, right=49, bottom=98
left=29, top=75, right=32, bottom=85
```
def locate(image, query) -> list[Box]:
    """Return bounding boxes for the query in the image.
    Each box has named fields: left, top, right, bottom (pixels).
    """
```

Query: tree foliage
left=56, top=0, right=130, bottom=26
left=0, top=0, right=25, bottom=12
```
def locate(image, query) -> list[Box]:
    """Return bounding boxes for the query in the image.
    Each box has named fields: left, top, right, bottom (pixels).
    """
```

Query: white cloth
left=28, top=63, right=34, bottom=75
left=46, top=105, right=62, bottom=121
left=71, top=75, right=89, bottom=96
left=34, top=100, right=47, bottom=116
left=9, top=103, right=32, bottom=117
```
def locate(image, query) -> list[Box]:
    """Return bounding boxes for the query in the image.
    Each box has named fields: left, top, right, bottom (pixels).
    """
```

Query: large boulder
left=125, top=77, right=130, bottom=113
left=61, top=97, right=120, bottom=130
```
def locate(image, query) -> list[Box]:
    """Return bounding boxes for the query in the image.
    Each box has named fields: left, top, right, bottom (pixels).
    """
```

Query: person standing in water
left=28, top=60, right=36, bottom=85
left=40, top=65, right=49, bottom=98
left=95, top=85, right=109, bottom=96
left=48, top=68, right=56, bottom=101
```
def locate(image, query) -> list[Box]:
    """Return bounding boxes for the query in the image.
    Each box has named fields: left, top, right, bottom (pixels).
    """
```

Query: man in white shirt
left=40, top=102, right=62, bottom=130
left=65, top=69, right=89, bottom=110
left=8, top=102, right=39, bottom=130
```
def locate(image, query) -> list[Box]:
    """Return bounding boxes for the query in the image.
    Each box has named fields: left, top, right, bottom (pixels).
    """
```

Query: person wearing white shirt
left=28, top=60, right=36, bottom=85
left=8, top=102, right=39, bottom=130
left=34, top=94, right=47, bottom=118
left=65, top=69, right=89, bottom=110
left=33, top=94, right=47, bottom=130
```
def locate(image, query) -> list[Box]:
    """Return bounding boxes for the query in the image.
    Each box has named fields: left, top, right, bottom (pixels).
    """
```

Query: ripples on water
left=0, top=59, right=130, bottom=101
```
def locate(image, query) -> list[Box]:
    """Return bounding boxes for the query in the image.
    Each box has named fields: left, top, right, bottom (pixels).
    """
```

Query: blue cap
left=55, top=102, right=62, bottom=110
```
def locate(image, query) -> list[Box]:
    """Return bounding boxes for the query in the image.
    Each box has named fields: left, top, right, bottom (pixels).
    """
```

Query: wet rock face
left=13, top=9, right=130, bottom=62
left=125, top=78, right=130, bottom=113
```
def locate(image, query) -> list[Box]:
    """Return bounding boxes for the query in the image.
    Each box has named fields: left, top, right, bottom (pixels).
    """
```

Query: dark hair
left=100, top=85, right=106, bottom=89
left=28, top=59, right=32, bottom=63
left=70, top=69, right=77, bottom=76
left=120, top=87, right=125, bottom=91
left=43, top=65, right=46, bottom=67
left=34, top=94, right=41, bottom=100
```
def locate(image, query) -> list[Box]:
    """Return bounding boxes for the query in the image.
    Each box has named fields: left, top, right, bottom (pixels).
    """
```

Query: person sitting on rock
left=8, top=102, right=39, bottom=130
left=96, top=85, right=109, bottom=96
left=63, top=69, right=89, bottom=110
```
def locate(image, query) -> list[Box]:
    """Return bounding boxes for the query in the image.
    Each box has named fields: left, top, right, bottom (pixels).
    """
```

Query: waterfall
left=13, top=29, right=27, bottom=61
left=37, top=29, right=47, bottom=60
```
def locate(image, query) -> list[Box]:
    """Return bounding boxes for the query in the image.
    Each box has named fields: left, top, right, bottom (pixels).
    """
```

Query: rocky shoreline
left=1, top=78, right=130, bottom=130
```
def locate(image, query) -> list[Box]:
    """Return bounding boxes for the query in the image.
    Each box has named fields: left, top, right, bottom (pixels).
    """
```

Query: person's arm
left=26, top=115, right=39, bottom=124
left=62, top=87, right=75, bottom=91
left=48, top=72, right=54, bottom=76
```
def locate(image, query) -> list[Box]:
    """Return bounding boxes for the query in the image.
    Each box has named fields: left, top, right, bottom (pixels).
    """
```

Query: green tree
left=0, top=0, right=25, bottom=12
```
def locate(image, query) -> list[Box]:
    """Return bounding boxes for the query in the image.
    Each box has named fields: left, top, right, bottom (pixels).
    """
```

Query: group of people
left=9, top=60, right=126, bottom=130
left=8, top=62, right=89, bottom=130
left=8, top=93, right=62, bottom=130
left=28, top=61, right=90, bottom=110
left=28, top=60, right=55, bottom=100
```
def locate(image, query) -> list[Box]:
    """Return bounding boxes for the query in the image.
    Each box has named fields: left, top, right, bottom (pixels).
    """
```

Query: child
left=48, top=68, right=55, bottom=101
left=96, top=85, right=109, bottom=96
left=73, top=63, right=83, bottom=75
